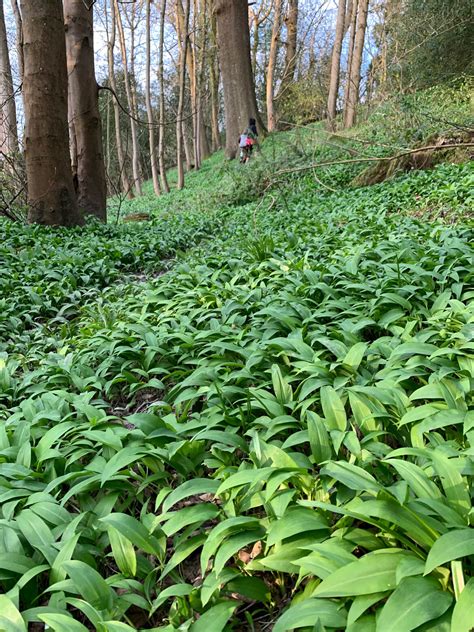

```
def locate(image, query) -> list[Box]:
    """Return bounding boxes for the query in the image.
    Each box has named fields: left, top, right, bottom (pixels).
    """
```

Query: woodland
left=0, top=0, right=473, bottom=630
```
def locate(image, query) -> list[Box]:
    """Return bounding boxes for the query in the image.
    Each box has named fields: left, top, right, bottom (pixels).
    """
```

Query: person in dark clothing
left=238, top=118, right=259, bottom=163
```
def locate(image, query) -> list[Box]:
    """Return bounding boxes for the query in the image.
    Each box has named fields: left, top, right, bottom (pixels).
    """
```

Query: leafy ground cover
left=0, top=86, right=473, bottom=631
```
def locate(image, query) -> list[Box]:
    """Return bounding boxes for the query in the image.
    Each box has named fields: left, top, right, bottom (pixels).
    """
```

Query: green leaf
left=267, top=507, right=328, bottom=546
left=271, top=364, right=293, bottom=405
left=320, top=461, right=381, bottom=493
left=107, top=525, right=136, bottom=577
left=376, top=576, right=452, bottom=632
left=100, top=513, right=163, bottom=556
left=307, top=411, right=332, bottom=463
left=320, top=386, right=347, bottom=431
left=342, top=342, right=367, bottom=371
left=347, top=592, right=387, bottom=626
left=452, top=578, right=474, bottom=632
left=425, top=529, right=474, bottom=575
left=161, top=479, right=220, bottom=513
left=189, top=601, right=239, bottom=632
left=313, top=550, right=412, bottom=597
left=273, top=598, right=347, bottom=632
left=61, top=561, right=115, bottom=613
left=0, top=595, right=27, bottom=632
left=38, top=614, right=89, bottom=632
left=100, top=448, right=145, bottom=487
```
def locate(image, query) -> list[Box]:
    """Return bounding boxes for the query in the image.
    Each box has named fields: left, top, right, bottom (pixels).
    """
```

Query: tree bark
left=343, top=0, right=358, bottom=119
left=64, top=0, right=107, bottom=221
left=113, top=0, right=142, bottom=195
left=344, top=0, right=369, bottom=128
left=326, top=0, right=346, bottom=127
left=20, top=0, right=81, bottom=226
left=279, top=0, right=298, bottom=96
left=107, top=0, right=133, bottom=198
left=0, top=0, right=18, bottom=158
left=209, top=8, right=220, bottom=151
left=145, top=0, right=161, bottom=195
left=266, top=0, right=283, bottom=132
left=214, top=0, right=262, bottom=159
left=9, top=0, right=23, bottom=85
left=176, top=0, right=190, bottom=189
left=158, top=0, right=169, bottom=193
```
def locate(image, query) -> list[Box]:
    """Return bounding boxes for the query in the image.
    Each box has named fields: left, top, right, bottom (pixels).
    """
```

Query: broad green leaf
left=151, top=584, right=193, bottom=615
left=321, top=461, right=381, bottom=493
left=273, top=598, right=347, bottom=631
left=0, top=594, right=27, bottom=632
left=451, top=578, right=474, bottom=632
left=107, top=525, right=136, bottom=577
left=100, top=513, right=163, bottom=556
left=62, top=561, right=115, bottom=612
left=271, top=364, right=293, bottom=405
left=343, top=342, right=367, bottom=371
left=100, top=448, right=145, bottom=487
left=347, top=592, right=387, bottom=626
left=431, top=452, right=470, bottom=519
left=38, top=614, right=89, bottom=632
left=349, top=393, right=378, bottom=433
left=267, top=507, right=328, bottom=546
left=161, top=479, right=220, bottom=513
left=376, top=576, right=452, bottom=632
left=307, top=411, right=332, bottom=463
left=425, top=529, right=474, bottom=575
left=313, top=550, right=413, bottom=597
left=216, top=468, right=274, bottom=495
left=320, top=386, right=347, bottom=431
left=189, top=601, right=239, bottom=632
left=159, top=503, right=219, bottom=537
left=384, top=459, right=441, bottom=500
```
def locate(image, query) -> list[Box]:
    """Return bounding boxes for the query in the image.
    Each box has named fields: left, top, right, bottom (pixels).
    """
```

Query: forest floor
left=0, top=82, right=473, bottom=631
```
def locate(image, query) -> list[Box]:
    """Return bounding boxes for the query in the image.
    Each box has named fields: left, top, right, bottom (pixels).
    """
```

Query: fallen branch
left=274, top=142, right=474, bottom=177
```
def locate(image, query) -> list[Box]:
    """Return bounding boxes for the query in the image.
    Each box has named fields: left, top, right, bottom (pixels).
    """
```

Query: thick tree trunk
left=345, top=0, right=369, bottom=128
left=64, top=0, right=107, bottom=221
left=0, top=0, right=18, bottom=158
left=145, top=0, right=161, bottom=195
left=9, top=0, right=23, bottom=85
left=113, top=0, right=142, bottom=195
left=107, top=0, right=133, bottom=198
left=176, top=0, right=190, bottom=189
left=326, top=0, right=347, bottom=126
left=266, top=0, right=283, bottom=132
left=158, top=0, right=169, bottom=193
left=279, top=0, right=298, bottom=96
left=20, top=0, right=81, bottom=226
left=214, top=0, right=262, bottom=159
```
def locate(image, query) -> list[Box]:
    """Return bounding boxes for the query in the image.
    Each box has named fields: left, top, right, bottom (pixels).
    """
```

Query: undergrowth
left=0, top=83, right=473, bottom=632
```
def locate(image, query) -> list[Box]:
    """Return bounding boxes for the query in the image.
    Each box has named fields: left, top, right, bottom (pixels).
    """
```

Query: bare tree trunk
left=209, top=8, right=220, bottom=151
left=64, top=0, right=107, bottom=221
left=344, top=0, right=369, bottom=128
left=113, top=0, right=142, bottom=195
left=158, top=0, right=169, bottom=193
left=9, top=0, right=23, bottom=85
left=343, top=0, right=358, bottom=117
left=145, top=0, right=161, bottom=195
left=176, top=0, right=190, bottom=189
left=107, top=0, right=133, bottom=198
left=326, top=0, right=346, bottom=127
left=0, top=0, right=18, bottom=158
left=214, top=0, right=262, bottom=159
left=20, top=0, right=81, bottom=226
left=280, top=0, right=298, bottom=95
left=266, top=0, right=283, bottom=132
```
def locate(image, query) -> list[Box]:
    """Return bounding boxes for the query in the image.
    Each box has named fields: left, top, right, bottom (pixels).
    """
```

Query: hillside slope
left=0, top=85, right=473, bottom=631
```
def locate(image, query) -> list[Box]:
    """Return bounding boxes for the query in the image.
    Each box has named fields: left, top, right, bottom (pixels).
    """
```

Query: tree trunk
left=343, top=0, right=358, bottom=118
left=326, top=0, right=346, bottom=127
left=344, top=0, right=369, bottom=128
left=0, top=0, right=18, bottom=158
left=107, top=0, right=133, bottom=198
left=64, top=0, right=107, bottom=221
left=214, top=0, right=262, bottom=159
left=266, top=0, right=283, bottom=132
left=158, top=0, right=170, bottom=193
left=113, top=0, right=142, bottom=195
left=279, top=0, right=298, bottom=96
left=9, top=0, right=23, bottom=85
left=20, top=0, right=81, bottom=226
left=176, top=0, right=190, bottom=189
left=209, top=8, right=220, bottom=151
left=145, top=0, right=161, bottom=195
